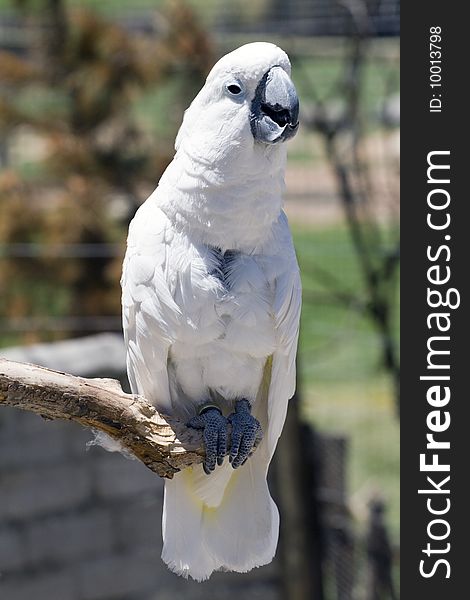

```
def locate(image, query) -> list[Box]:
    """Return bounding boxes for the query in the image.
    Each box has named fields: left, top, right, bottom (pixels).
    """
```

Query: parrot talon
left=228, top=399, right=263, bottom=469
left=188, top=406, right=228, bottom=474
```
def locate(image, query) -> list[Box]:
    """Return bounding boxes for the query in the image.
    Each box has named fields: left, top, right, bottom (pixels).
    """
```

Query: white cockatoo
left=121, top=42, right=301, bottom=581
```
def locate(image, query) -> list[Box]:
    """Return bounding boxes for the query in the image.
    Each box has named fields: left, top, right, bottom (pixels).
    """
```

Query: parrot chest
left=173, top=246, right=276, bottom=353
left=212, top=249, right=276, bottom=351
left=169, top=244, right=277, bottom=401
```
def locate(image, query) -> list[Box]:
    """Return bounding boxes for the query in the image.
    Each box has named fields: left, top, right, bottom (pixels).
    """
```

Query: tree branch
left=0, top=357, right=204, bottom=479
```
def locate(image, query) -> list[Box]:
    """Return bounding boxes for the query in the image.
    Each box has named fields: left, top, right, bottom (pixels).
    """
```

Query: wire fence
left=0, top=0, right=400, bottom=44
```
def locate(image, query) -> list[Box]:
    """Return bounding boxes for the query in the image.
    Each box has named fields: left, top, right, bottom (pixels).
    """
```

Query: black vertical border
left=401, top=3, right=468, bottom=597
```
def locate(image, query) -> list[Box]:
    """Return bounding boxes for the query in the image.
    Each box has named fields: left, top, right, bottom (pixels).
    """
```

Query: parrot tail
left=161, top=451, right=278, bottom=582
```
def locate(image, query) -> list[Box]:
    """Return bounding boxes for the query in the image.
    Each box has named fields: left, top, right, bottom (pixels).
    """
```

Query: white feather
left=121, top=42, right=301, bottom=581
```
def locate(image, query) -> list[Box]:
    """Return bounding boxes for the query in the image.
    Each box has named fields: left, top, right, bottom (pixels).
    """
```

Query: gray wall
left=0, top=336, right=280, bottom=600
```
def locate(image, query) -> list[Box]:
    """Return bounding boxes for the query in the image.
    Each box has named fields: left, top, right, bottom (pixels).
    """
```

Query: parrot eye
left=226, top=82, right=243, bottom=97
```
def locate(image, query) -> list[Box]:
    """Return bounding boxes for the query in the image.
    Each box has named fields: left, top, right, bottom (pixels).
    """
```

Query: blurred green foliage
left=0, top=0, right=213, bottom=342
left=295, top=225, right=400, bottom=385
left=294, top=225, right=400, bottom=539
left=293, top=55, right=399, bottom=124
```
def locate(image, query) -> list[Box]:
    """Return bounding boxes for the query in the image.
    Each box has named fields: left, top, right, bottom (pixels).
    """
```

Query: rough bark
left=0, top=357, right=204, bottom=479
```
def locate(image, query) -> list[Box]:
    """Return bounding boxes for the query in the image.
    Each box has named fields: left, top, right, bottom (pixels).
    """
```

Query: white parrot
left=121, top=41, right=301, bottom=581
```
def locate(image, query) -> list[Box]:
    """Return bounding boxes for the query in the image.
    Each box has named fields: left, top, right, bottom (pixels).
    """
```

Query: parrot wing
left=121, top=199, right=181, bottom=411
left=266, top=212, right=302, bottom=461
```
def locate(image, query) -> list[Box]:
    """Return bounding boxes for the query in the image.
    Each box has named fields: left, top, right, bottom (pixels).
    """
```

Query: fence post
left=275, top=390, right=324, bottom=600
left=365, top=498, right=397, bottom=600
left=315, top=434, right=355, bottom=600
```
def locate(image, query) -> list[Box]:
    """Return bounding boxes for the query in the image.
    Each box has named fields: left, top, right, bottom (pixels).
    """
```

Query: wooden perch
left=0, top=357, right=204, bottom=479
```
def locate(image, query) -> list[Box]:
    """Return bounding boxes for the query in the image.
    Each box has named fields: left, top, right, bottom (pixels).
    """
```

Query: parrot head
left=212, top=43, right=300, bottom=145
left=175, top=42, right=299, bottom=160
left=158, top=43, right=298, bottom=249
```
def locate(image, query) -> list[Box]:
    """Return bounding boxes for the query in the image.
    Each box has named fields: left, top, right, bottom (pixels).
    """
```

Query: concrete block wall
left=0, top=336, right=281, bottom=599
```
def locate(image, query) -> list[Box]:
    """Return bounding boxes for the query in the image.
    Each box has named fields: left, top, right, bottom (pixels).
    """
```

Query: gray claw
left=188, top=407, right=228, bottom=474
left=227, top=399, right=263, bottom=469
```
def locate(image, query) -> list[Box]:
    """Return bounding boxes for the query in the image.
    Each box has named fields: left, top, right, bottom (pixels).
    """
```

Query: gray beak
left=250, top=66, right=300, bottom=144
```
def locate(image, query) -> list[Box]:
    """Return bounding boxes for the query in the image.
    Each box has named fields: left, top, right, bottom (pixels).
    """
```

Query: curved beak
left=250, top=66, right=300, bottom=144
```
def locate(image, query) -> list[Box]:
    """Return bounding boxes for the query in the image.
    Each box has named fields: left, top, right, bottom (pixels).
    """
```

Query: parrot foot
left=188, top=406, right=228, bottom=474
left=228, top=399, right=263, bottom=469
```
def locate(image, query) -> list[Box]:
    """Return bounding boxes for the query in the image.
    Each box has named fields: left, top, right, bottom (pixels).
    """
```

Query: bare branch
left=0, top=358, right=204, bottom=479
